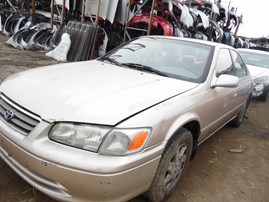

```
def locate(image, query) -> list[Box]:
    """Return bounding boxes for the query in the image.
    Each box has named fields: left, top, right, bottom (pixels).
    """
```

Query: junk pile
left=125, top=0, right=242, bottom=46
left=80, top=0, right=246, bottom=49
left=1, top=12, right=100, bottom=62
left=52, top=21, right=100, bottom=62
left=0, top=0, right=259, bottom=62
left=4, top=13, right=55, bottom=51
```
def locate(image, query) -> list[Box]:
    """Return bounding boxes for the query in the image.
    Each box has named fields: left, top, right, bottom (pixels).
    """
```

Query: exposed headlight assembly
left=49, top=123, right=151, bottom=156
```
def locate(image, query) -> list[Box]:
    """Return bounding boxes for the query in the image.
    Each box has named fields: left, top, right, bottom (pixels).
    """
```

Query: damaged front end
left=252, top=74, right=269, bottom=101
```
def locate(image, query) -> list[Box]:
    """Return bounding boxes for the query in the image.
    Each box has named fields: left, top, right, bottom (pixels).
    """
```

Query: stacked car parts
left=3, top=13, right=55, bottom=50
left=52, top=21, right=100, bottom=61
left=2, top=12, right=100, bottom=62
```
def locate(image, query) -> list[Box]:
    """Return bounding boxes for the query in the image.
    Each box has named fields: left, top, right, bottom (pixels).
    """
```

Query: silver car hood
left=248, top=65, right=269, bottom=78
left=1, top=60, right=198, bottom=125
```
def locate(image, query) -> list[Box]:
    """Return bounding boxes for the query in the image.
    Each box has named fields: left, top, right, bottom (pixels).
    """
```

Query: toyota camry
left=0, top=36, right=253, bottom=202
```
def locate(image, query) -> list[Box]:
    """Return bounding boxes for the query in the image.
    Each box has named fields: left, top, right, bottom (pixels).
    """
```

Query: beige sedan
left=0, top=36, right=253, bottom=202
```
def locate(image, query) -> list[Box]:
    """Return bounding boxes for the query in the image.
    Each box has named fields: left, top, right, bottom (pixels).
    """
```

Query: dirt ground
left=0, top=33, right=268, bottom=202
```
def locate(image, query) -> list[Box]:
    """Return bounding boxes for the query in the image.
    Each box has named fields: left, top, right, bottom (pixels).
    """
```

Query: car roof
left=237, top=48, right=269, bottom=56
left=139, top=35, right=234, bottom=49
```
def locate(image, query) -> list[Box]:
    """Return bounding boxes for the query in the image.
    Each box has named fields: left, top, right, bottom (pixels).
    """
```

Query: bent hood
left=1, top=60, right=198, bottom=125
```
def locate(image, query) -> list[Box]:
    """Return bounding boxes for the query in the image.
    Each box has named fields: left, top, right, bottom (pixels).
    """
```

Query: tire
left=229, top=97, right=250, bottom=127
left=144, top=128, right=193, bottom=202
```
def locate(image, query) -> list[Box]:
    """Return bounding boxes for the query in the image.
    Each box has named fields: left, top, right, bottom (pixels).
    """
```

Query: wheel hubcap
left=164, top=144, right=187, bottom=191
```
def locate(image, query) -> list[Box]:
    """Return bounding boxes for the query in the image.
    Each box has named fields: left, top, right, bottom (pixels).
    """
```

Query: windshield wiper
left=100, top=57, right=122, bottom=66
left=121, top=63, right=169, bottom=77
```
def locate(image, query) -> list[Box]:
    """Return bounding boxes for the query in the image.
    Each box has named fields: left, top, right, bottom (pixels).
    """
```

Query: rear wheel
left=144, top=128, right=193, bottom=202
left=230, top=97, right=250, bottom=127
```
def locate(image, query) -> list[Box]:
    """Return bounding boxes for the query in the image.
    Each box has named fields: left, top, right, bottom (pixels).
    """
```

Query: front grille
left=0, top=94, right=41, bottom=135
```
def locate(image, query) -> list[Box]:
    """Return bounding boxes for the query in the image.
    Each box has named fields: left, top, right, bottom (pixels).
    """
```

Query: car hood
left=0, top=60, right=198, bottom=125
left=247, top=65, right=269, bottom=78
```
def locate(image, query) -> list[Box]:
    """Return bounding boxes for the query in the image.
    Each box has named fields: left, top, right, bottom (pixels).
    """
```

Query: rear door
left=230, top=49, right=252, bottom=107
left=211, top=48, right=251, bottom=130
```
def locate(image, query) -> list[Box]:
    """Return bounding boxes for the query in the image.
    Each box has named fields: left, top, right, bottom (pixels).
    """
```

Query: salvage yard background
left=0, top=33, right=268, bottom=202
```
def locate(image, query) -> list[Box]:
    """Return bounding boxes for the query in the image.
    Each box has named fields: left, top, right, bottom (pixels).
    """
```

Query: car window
left=103, top=37, right=213, bottom=83
left=239, top=51, right=269, bottom=69
left=230, top=50, right=248, bottom=77
left=215, top=49, right=233, bottom=77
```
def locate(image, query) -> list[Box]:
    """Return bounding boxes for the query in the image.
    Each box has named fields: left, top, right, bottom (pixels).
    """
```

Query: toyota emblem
left=4, top=109, right=14, bottom=120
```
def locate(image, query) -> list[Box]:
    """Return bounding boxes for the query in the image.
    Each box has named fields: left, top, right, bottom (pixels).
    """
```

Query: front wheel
left=144, top=128, right=193, bottom=202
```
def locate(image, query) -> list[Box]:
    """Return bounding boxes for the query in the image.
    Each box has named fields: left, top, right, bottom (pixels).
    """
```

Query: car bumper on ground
left=0, top=121, right=163, bottom=202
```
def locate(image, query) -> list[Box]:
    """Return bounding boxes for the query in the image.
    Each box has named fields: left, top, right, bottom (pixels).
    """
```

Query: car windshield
left=239, top=51, right=269, bottom=69
left=99, top=37, right=213, bottom=83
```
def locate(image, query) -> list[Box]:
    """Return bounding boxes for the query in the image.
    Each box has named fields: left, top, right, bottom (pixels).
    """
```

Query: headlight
left=49, top=123, right=151, bottom=156
left=49, top=123, right=111, bottom=152
left=99, top=128, right=151, bottom=156
left=254, top=75, right=268, bottom=84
